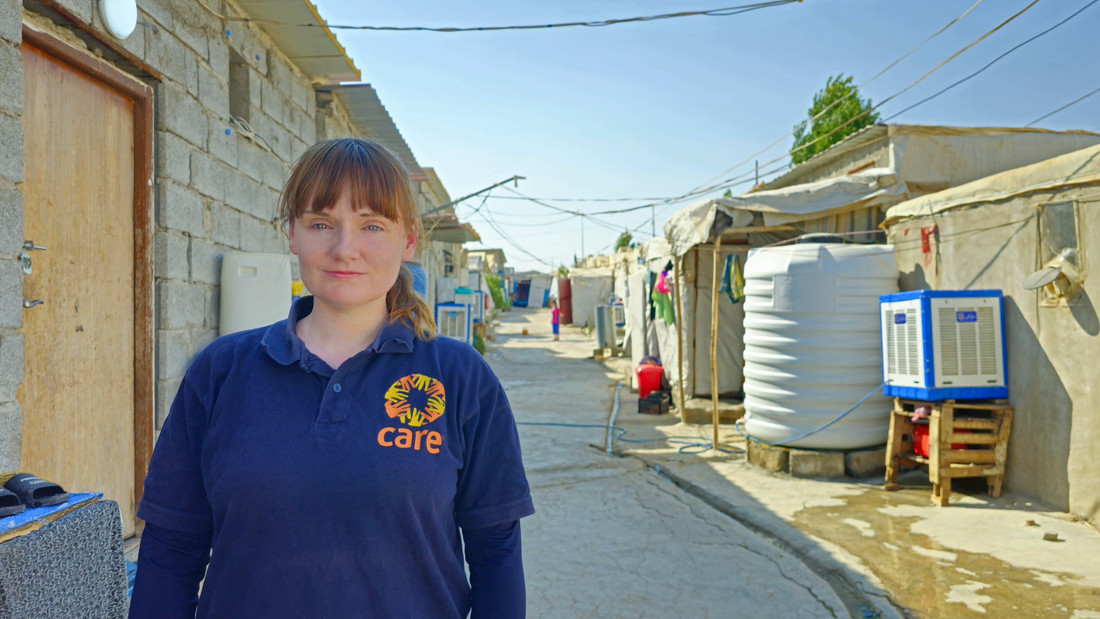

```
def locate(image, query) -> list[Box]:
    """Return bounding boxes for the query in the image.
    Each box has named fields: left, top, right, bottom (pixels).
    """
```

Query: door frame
left=21, top=24, right=155, bottom=508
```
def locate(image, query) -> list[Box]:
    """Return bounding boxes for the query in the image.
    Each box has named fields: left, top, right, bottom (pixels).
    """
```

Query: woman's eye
left=311, top=223, right=330, bottom=230
left=365, top=224, right=382, bottom=232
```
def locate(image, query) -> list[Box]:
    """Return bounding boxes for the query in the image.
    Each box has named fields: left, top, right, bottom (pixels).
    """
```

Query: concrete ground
left=489, top=306, right=1100, bottom=618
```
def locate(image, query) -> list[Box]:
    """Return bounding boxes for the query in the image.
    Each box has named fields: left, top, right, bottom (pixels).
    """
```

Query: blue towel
left=0, top=492, right=103, bottom=532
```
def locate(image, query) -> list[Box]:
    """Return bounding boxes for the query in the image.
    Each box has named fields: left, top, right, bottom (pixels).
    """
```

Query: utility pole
left=755, top=160, right=759, bottom=186
left=581, top=219, right=585, bottom=259
left=424, top=174, right=525, bottom=215
left=651, top=204, right=656, bottom=238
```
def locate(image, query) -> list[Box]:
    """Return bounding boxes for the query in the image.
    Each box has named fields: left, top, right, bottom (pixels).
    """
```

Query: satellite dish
left=1022, top=266, right=1061, bottom=290
left=99, top=0, right=137, bottom=39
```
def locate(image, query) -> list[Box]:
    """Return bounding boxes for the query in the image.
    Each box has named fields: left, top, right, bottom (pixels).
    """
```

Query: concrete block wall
left=0, top=0, right=24, bottom=471
left=7, top=0, right=363, bottom=443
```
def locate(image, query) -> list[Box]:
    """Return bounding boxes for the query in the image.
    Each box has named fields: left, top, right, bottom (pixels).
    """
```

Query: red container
left=913, top=424, right=970, bottom=458
left=635, top=364, right=664, bottom=399
left=558, top=278, right=573, bottom=324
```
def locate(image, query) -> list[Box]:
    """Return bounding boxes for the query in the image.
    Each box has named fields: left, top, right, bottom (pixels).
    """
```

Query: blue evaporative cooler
left=879, top=290, right=1008, bottom=401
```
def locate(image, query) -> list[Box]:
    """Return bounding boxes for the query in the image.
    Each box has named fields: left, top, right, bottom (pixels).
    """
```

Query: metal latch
left=23, top=299, right=44, bottom=308
left=20, top=241, right=46, bottom=275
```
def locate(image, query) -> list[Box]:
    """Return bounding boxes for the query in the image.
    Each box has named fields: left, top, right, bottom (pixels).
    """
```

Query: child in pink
left=550, top=300, right=561, bottom=341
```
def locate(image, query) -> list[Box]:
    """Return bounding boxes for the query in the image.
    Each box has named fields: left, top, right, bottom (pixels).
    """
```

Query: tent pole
left=710, top=237, right=722, bottom=452
left=673, top=256, right=686, bottom=417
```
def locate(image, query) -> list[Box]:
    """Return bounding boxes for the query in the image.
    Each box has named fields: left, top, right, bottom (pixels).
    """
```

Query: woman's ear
left=288, top=220, right=299, bottom=256
left=402, top=226, right=418, bottom=261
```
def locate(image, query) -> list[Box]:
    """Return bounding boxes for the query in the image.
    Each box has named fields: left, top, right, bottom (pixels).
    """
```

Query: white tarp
left=884, top=143, right=1100, bottom=225
left=527, top=275, right=553, bottom=308
left=569, top=268, right=613, bottom=328
left=723, top=168, right=906, bottom=226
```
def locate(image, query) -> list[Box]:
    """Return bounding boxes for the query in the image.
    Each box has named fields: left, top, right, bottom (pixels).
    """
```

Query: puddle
left=791, top=483, right=1100, bottom=617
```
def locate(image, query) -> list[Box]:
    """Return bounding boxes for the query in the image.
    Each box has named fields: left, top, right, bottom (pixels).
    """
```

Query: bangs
left=280, top=138, right=416, bottom=225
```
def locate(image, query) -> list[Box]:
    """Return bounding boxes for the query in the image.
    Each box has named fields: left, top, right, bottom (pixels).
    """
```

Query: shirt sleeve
left=454, top=364, right=535, bottom=530
left=137, top=371, right=215, bottom=534
left=463, top=520, right=525, bottom=619
left=129, top=523, right=212, bottom=619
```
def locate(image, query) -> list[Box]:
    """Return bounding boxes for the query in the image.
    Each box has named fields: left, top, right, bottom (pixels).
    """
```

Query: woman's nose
left=332, top=228, right=358, bottom=257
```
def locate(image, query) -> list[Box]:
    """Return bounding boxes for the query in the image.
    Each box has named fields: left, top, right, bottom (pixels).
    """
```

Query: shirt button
left=333, top=383, right=342, bottom=393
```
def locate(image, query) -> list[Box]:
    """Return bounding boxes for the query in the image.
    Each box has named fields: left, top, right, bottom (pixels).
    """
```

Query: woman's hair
left=278, top=137, right=437, bottom=340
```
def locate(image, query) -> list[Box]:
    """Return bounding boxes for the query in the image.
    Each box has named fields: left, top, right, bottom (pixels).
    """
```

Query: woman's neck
left=296, top=299, right=389, bottom=369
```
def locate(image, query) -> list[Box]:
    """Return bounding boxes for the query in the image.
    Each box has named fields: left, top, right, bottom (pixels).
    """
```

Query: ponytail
left=387, top=264, right=437, bottom=340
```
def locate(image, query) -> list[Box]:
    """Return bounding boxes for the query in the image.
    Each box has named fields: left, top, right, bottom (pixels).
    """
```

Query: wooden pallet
left=884, top=398, right=1013, bottom=506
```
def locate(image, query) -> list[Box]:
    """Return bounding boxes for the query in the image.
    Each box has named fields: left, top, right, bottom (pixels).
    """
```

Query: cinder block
left=189, top=238, right=223, bottom=285
left=194, top=329, right=217, bottom=353
left=845, top=446, right=888, bottom=479
left=199, top=66, right=229, bottom=120
left=155, top=329, right=193, bottom=380
left=157, top=83, right=207, bottom=148
left=224, top=173, right=265, bottom=219
left=208, top=37, right=229, bottom=74
left=0, top=45, right=22, bottom=116
left=260, top=79, right=286, bottom=125
left=62, top=0, right=92, bottom=24
left=747, top=441, right=789, bottom=473
left=157, top=132, right=192, bottom=185
left=190, top=150, right=229, bottom=201
left=0, top=112, right=23, bottom=184
left=138, top=0, right=173, bottom=32
left=205, top=286, right=219, bottom=330
left=0, top=399, right=21, bottom=470
left=0, top=183, right=22, bottom=259
left=240, top=214, right=275, bottom=252
left=0, top=0, right=21, bottom=44
left=0, top=259, right=22, bottom=329
left=0, top=331, right=23, bottom=402
left=789, top=449, right=847, bottom=479
left=171, top=2, right=211, bottom=60
left=157, top=280, right=205, bottom=329
left=236, top=139, right=265, bottom=182
left=155, top=377, right=182, bottom=429
left=208, top=121, right=238, bottom=168
left=146, top=33, right=190, bottom=96
left=155, top=231, right=189, bottom=281
left=211, top=206, right=240, bottom=247
left=679, top=398, right=744, bottom=425
left=157, top=181, right=204, bottom=237
left=262, top=153, right=289, bottom=192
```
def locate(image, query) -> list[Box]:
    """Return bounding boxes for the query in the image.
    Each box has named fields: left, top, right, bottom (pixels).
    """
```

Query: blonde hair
left=278, top=138, right=437, bottom=340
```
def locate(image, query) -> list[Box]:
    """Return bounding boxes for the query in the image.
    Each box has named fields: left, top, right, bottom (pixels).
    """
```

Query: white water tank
left=742, top=242, right=898, bottom=449
left=219, top=252, right=293, bottom=336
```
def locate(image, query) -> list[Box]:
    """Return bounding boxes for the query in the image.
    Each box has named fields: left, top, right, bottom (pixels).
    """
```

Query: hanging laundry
left=651, top=270, right=676, bottom=325
left=719, top=254, right=745, bottom=304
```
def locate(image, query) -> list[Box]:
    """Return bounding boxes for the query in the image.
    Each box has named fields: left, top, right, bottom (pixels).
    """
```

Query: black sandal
left=3, top=473, right=70, bottom=508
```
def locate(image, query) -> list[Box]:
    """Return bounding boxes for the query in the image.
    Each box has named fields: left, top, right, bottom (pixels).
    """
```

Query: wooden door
left=19, top=35, right=153, bottom=536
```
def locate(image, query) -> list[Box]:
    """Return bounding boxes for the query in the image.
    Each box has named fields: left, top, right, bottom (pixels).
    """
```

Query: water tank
left=741, top=243, right=898, bottom=449
left=220, top=252, right=293, bottom=336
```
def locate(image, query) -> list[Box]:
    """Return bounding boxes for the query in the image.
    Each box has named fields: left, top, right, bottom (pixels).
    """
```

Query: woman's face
left=289, top=190, right=417, bottom=314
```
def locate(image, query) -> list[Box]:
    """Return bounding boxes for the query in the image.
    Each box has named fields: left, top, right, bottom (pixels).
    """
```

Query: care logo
left=378, top=374, right=446, bottom=454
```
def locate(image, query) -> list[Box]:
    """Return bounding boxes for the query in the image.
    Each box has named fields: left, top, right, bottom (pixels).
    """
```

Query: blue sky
left=310, top=0, right=1100, bottom=271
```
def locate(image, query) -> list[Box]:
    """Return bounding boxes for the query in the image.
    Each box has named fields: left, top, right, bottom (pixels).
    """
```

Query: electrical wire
left=886, top=0, right=1100, bottom=122
left=1026, top=85, right=1100, bottom=127
left=735, top=383, right=885, bottom=447
left=196, top=0, right=801, bottom=33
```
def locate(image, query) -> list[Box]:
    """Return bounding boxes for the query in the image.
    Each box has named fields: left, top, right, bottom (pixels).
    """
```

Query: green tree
left=615, top=230, right=633, bottom=251
left=790, top=74, right=880, bottom=165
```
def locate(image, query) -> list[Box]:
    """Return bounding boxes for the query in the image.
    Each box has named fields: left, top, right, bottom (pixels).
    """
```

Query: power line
left=887, top=0, right=1100, bottom=121
left=197, top=0, right=802, bottom=33
left=1026, top=85, right=1100, bottom=127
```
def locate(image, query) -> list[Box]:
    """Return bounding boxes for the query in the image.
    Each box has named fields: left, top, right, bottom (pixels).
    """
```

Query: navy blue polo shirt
left=138, top=298, right=535, bottom=617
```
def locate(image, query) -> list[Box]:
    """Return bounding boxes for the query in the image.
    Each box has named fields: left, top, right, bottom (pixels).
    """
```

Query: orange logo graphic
left=384, top=373, right=446, bottom=427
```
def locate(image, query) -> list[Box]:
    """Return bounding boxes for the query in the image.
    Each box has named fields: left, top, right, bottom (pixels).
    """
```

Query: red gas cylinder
left=635, top=364, right=664, bottom=399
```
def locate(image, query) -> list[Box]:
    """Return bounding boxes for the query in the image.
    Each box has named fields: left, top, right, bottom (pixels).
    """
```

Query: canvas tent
left=882, top=144, right=1100, bottom=524
left=568, top=267, right=614, bottom=328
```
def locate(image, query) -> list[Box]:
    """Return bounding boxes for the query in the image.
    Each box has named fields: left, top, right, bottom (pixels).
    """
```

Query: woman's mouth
left=326, top=271, right=362, bottom=279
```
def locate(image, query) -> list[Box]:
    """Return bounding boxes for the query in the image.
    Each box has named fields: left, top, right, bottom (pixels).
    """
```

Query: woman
left=131, top=138, right=534, bottom=618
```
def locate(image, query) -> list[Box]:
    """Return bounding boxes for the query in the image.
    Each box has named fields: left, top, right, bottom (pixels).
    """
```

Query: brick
left=157, top=280, right=206, bottom=329
left=199, top=66, right=230, bottom=120
left=157, top=181, right=204, bottom=236
left=0, top=0, right=21, bottom=43
left=789, top=449, right=846, bottom=479
left=208, top=121, right=238, bottom=168
left=157, top=83, right=207, bottom=149
left=189, top=238, right=223, bottom=285
left=180, top=53, right=199, bottom=99
left=171, top=1, right=211, bottom=60
left=190, top=150, right=229, bottom=200
left=240, top=214, right=275, bottom=252
left=237, top=138, right=265, bottom=182
left=248, top=67, right=262, bottom=109
left=157, top=132, right=191, bottom=185
left=154, top=230, right=189, bottom=281
left=155, top=377, right=181, bottom=429
left=0, top=44, right=22, bottom=116
left=260, top=79, right=286, bottom=126
left=139, top=0, right=173, bottom=31
left=0, top=259, right=22, bottom=329
left=208, top=36, right=229, bottom=75
left=0, top=183, right=23, bottom=259
left=266, top=53, right=291, bottom=93
left=205, top=286, right=219, bottom=331
left=155, top=328, right=192, bottom=380
left=289, top=136, right=309, bottom=164
left=747, top=441, right=789, bottom=473
left=224, top=172, right=262, bottom=218
left=0, top=400, right=21, bottom=470
left=211, top=206, right=240, bottom=247
left=290, top=73, right=314, bottom=116
left=0, top=112, right=23, bottom=184
left=0, top=331, right=23, bottom=401
left=145, top=32, right=190, bottom=93
left=194, top=329, right=217, bottom=354
left=845, top=447, right=888, bottom=478
left=263, top=153, right=289, bottom=192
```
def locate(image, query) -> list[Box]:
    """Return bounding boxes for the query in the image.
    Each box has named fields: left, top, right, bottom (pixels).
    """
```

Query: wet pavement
left=487, top=306, right=1100, bottom=618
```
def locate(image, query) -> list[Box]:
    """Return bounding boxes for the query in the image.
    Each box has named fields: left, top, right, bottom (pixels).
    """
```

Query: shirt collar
left=263, top=296, right=416, bottom=367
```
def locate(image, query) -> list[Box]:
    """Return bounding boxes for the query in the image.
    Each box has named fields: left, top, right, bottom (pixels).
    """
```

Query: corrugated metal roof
left=235, top=0, right=360, bottom=83
left=321, top=83, right=420, bottom=174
